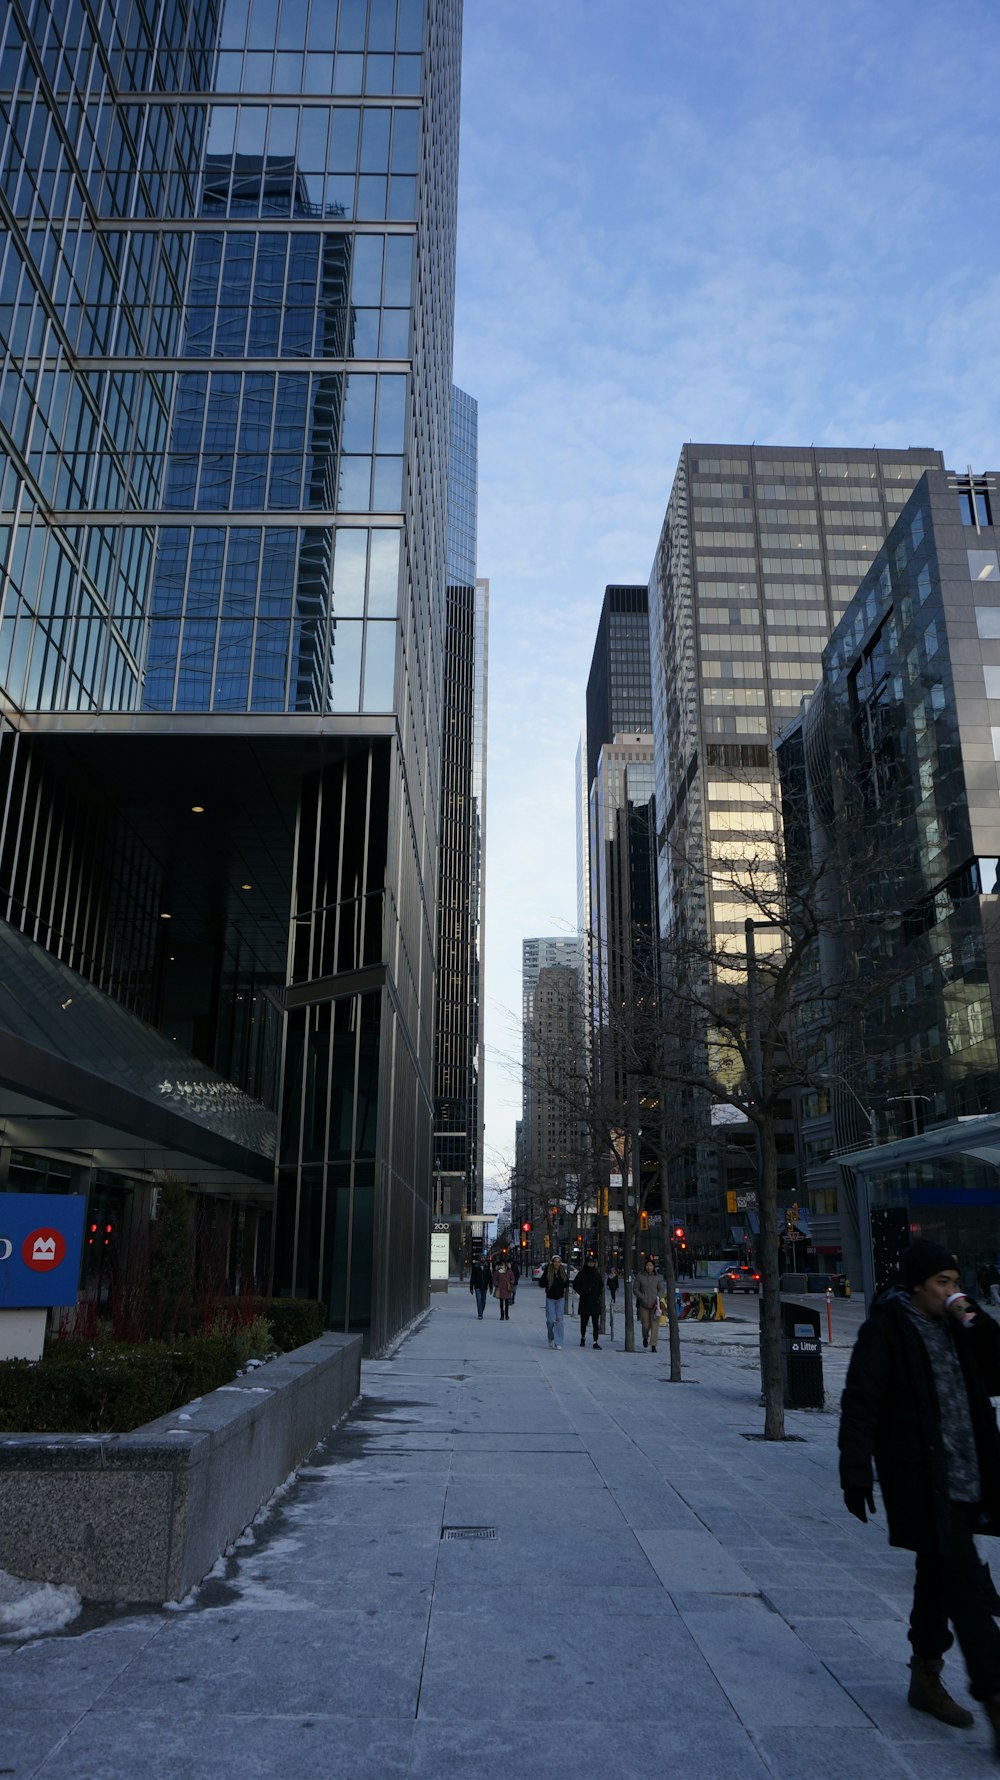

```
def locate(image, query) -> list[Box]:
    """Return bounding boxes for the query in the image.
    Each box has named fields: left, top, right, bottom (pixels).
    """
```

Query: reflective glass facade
left=0, top=0, right=462, bottom=1350
left=433, top=387, right=488, bottom=1250
left=793, top=470, right=1000, bottom=1282
left=648, top=443, right=945, bottom=1242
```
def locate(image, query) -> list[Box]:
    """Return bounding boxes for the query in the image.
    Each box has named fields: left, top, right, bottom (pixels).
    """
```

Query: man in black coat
left=469, top=1257, right=492, bottom=1319
left=573, top=1254, right=603, bottom=1348
left=839, top=1239, right=1000, bottom=1750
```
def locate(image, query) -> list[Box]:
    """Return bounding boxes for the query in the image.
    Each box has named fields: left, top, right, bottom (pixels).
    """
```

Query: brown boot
left=908, top=1657, right=974, bottom=1728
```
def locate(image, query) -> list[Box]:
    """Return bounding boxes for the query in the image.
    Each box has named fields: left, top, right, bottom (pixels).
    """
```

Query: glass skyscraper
left=648, top=443, right=944, bottom=1243
left=780, top=468, right=1000, bottom=1289
left=0, top=0, right=462, bottom=1350
left=433, top=386, right=488, bottom=1261
left=580, top=586, right=655, bottom=1114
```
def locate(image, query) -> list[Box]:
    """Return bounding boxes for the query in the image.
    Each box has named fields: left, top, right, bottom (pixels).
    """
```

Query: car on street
left=717, top=1264, right=761, bottom=1293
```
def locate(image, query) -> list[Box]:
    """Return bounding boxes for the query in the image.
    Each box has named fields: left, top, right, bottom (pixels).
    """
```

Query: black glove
left=844, top=1486, right=876, bottom=1523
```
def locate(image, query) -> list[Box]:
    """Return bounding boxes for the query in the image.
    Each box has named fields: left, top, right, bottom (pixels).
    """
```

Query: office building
left=520, top=937, right=579, bottom=1206
left=781, top=467, right=1000, bottom=1291
left=648, top=444, right=944, bottom=1240
left=0, top=0, right=463, bottom=1350
left=433, top=387, right=488, bottom=1266
left=579, top=586, right=654, bottom=1057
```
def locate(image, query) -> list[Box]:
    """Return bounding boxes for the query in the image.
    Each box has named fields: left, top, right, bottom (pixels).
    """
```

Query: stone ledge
left=0, top=1331, right=361, bottom=1604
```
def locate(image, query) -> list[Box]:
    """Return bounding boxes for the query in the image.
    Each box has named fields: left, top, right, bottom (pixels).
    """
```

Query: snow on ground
left=0, top=1568, right=80, bottom=1639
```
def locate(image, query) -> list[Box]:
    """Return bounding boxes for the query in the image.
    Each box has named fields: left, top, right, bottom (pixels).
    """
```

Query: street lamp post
left=818, top=1071, right=877, bottom=1146
left=887, top=1090, right=932, bottom=1137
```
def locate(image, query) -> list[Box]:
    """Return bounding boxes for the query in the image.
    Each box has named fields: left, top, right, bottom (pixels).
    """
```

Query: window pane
left=329, top=616, right=362, bottom=708
left=367, top=529, right=399, bottom=614
left=332, top=527, right=367, bottom=613
left=342, top=373, right=376, bottom=450
left=362, top=619, right=395, bottom=709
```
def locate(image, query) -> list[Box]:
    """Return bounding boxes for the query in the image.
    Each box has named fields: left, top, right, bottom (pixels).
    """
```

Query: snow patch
left=0, top=1568, right=80, bottom=1640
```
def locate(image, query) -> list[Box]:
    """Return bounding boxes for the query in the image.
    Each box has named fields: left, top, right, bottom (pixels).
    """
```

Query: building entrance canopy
left=0, top=921, right=275, bottom=1192
left=839, top=1115, right=1000, bottom=1178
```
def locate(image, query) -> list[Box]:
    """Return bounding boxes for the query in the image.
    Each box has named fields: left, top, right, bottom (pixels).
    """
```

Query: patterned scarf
left=902, top=1294, right=981, bottom=1502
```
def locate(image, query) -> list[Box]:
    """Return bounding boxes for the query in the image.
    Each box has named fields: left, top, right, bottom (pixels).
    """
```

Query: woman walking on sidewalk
left=493, top=1259, right=515, bottom=1320
left=634, top=1257, right=667, bottom=1352
left=539, top=1255, right=568, bottom=1348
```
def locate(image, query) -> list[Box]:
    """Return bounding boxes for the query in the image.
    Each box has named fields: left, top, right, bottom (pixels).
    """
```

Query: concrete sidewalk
left=3, top=1288, right=1000, bottom=1779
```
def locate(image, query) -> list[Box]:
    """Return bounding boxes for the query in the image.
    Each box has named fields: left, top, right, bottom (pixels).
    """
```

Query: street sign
left=0, top=1194, right=86, bottom=1308
left=711, top=1103, right=749, bottom=1125
left=735, top=1190, right=758, bottom=1211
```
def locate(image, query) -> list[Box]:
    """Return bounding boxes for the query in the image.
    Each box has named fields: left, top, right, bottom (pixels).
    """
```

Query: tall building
left=584, top=586, right=653, bottom=792
left=648, top=444, right=944, bottom=1239
left=520, top=936, right=578, bottom=1205
left=780, top=467, right=1000, bottom=1291
left=589, top=739, right=656, bottom=1089
left=0, top=0, right=463, bottom=1350
left=523, top=960, right=583, bottom=1207
left=579, top=586, right=654, bottom=1049
left=433, top=387, right=488, bottom=1264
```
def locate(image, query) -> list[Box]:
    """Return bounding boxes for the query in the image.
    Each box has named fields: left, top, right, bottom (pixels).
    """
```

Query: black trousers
left=909, top=1500, right=1000, bottom=1698
left=499, top=1299, right=510, bottom=1319
left=580, top=1306, right=599, bottom=1342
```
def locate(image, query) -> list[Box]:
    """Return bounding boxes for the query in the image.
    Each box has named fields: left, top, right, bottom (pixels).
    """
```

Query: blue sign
left=0, top=1193, right=87, bottom=1309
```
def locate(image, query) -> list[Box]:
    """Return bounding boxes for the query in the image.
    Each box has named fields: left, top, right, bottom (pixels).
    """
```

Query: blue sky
left=450, top=0, right=1000, bottom=1210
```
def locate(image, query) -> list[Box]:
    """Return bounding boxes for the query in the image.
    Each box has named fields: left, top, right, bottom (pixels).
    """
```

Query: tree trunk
left=656, top=1105, right=683, bottom=1382
left=758, top=1114, right=785, bottom=1439
left=622, top=1266, right=636, bottom=1351
left=660, top=1241, right=682, bottom=1382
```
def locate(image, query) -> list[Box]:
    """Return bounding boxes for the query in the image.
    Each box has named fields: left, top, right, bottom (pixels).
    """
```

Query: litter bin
left=780, top=1300, right=823, bottom=1408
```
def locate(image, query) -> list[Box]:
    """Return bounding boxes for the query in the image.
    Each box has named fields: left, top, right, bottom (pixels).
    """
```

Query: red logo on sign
left=22, top=1228, right=66, bottom=1271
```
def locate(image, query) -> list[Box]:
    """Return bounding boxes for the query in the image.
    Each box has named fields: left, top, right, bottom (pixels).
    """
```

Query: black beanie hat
left=900, top=1240, right=958, bottom=1291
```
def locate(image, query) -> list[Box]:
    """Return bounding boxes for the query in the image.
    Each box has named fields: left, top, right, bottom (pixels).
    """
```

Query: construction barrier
left=671, top=1290, right=726, bottom=1323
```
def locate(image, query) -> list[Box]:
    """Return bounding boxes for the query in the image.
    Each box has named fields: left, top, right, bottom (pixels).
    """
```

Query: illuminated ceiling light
left=240, top=883, right=252, bottom=891
left=191, top=805, right=205, bottom=813
left=160, top=912, right=172, bottom=920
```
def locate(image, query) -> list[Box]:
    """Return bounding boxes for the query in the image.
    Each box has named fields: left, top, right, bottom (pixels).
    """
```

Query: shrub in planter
left=218, top=1297, right=326, bottom=1352
left=0, top=1331, right=252, bottom=1434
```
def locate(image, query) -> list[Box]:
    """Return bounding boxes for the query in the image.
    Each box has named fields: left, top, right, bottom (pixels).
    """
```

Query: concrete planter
left=0, top=1331, right=361, bottom=1604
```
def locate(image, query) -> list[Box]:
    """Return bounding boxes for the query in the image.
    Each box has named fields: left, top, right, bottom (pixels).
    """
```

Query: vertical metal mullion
left=0, top=719, right=23, bottom=922
left=331, top=758, right=347, bottom=972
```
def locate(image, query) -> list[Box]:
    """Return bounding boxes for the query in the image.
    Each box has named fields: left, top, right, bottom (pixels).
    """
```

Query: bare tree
left=651, top=753, right=920, bottom=1438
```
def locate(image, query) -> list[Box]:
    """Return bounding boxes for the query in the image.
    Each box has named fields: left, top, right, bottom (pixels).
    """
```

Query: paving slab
left=3, top=1288, right=993, bottom=1780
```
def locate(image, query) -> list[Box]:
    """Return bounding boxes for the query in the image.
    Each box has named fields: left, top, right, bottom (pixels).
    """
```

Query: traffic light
left=521, top=1220, right=532, bottom=1233
left=673, top=1225, right=685, bottom=1242
left=640, top=1210, right=648, bottom=1230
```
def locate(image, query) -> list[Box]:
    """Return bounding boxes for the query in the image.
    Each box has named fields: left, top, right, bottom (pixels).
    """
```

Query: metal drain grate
left=441, top=1525, right=497, bottom=1540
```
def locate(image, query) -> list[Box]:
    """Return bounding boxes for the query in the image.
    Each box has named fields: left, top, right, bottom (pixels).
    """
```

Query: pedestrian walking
left=839, top=1239, right=1000, bottom=1751
left=606, top=1264, right=619, bottom=1303
left=633, top=1258, right=667, bottom=1351
left=469, top=1256, right=492, bottom=1320
left=493, top=1259, right=515, bottom=1320
left=538, top=1255, right=567, bottom=1348
left=573, top=1254, right=604, bottom=1348
left=510, top=1258, right=521, bottom=1300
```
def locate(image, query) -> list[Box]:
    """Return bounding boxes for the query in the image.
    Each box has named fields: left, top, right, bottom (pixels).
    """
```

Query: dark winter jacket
left=572, top=1263, right=603, bottom=1309
left=538, top=1262, right=568, bottom=1300
left=469, top=1261, right=492, bottom=1294
left=839, top=1290, right=1000, bottom=1555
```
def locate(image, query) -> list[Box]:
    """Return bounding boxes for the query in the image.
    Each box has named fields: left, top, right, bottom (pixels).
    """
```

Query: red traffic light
left=673, top=1226, right=685, bottom=1241
left=521, top=1220, right=532, bottom=1233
